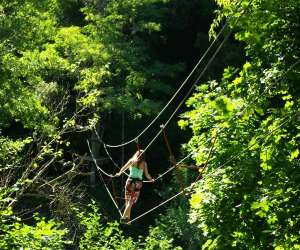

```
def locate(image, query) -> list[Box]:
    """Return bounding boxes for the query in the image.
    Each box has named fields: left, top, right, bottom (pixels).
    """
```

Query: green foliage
left=2, top=0, right=299, bottom=248
left=0, top=208, right=68, bottom=250
left=181, top=0, right=300, bottom=249
left=152, top=203, right=202, bottom=249
left=81, top=0, right=184, bottom=115
left=75, top=202, right=181, bottom=249
left=77, top=203, right=136, bottom=249
left=0, top=0, right=183, bottom=216
left=143, top=226, right=182, bottom=250
left=0, top=0, right=189, bottom=248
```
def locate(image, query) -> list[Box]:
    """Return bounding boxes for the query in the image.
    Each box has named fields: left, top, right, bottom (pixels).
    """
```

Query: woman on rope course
left=115, top=150, right=154, bottom=224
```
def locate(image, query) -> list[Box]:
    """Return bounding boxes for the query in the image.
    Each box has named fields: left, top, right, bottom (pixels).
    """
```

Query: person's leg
left=123, top=202, right=133, bottom=219
left=121, top=180, right=143, bottom=223
left=124, top=192, right=129, bottom=208
left=124, top=179, right=133, bottom=206
left=122, top=180, right=134, bottom=220
left=124, top=181, right=142, bottom=219
left=133, top=181, right=142, bottom=203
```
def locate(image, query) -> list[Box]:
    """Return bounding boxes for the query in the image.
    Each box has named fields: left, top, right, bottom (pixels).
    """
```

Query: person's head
left=133, top=150, right=144, bottom=163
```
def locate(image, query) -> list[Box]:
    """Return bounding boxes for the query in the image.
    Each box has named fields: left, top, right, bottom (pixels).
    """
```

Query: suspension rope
left=88, top=28, right=300, bottom=223
left=100, top=176, right=123, bottom=217
left=93, top=54, right=299, bottom=227
left=140, top=52, right=299, bottom=168
left=91, top=105, right=298, bottom=224
left=140, top=24, right=234, bottom=156
left=86, top=21, right=299, bottom=223
left=88, top=136, right=156, bottom=182
left=87, top=143, right=123, bottom=216
left=94, top=128, right=123, bottom=170
left=92, top=121, right=196, bottom=181
left=154, top=150, right=196, bottom=181
left=91, top=70, right=270, bottom=182
left=110, top=178, right=118, bottom=207
left=102, top=1, right=251, bottom=149
left=93, top=128, right=130, bottom=177
left=125, top=58, right=300, bottom=221
left=139, top=0, right=254, bottom=157
left=87, top=139, right=115, bottom=178
left=102, top=20, right=232, bottom=149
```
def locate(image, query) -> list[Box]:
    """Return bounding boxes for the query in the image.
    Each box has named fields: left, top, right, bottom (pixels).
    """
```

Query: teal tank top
left=129, top=166, right=143, bottom=180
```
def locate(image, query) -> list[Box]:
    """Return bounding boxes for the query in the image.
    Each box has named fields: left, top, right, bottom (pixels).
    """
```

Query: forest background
left=0, top=0, right=299, bottom=249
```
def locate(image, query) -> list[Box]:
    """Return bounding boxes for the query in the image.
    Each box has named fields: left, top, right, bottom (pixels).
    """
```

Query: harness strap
left=160, top=124, right=175, bottom=163
left=196, top=132, right=218, bottom=181
left=160, top=124, right=185, bottom=193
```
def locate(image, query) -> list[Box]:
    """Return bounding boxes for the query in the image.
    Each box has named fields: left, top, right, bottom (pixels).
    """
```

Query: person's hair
left=132, top=150, right=144, bottom=165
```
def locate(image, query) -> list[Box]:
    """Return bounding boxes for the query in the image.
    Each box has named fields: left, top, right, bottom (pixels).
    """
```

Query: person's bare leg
left=123, top=190, right=140, bottom=220
left=122, top=182, right=134, bottom=220
left=123, top=203, right=132, bottom=220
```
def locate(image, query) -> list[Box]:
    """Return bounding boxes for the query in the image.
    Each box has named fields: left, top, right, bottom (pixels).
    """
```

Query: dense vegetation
left=0, top=0, right=299, bottom=249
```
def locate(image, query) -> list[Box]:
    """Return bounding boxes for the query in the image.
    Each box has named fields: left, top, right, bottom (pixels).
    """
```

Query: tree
left=180, top=0, right=300, bottom=249
left=0, top=0, right=187, bottom=247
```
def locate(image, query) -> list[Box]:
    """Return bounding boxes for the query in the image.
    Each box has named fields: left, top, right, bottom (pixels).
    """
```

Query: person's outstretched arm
left=115, top=159, right=133, bottom=176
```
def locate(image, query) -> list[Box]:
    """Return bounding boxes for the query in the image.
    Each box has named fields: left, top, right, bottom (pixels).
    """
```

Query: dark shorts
left=125, top=178, right=143, bottom=204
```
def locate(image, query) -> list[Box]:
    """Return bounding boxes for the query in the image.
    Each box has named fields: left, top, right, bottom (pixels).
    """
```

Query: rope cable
left=100, top=175, right=123, bottom=217
left=100, top=51, right=299, bottom=226
left=102, top=1, right=250, bottom=149
left=86, top=0, right=299, bottom=222
left=102, top=22, right=230, bottom=148
left=94, top=128, right=122, bottom=169
left=141, top=24, right=234, bottom=155
left=91, top=72, right=271, bottom=181
left=87, top=139, right=115, bottom=178
left=93, top=128, right=130, bottom=177
left=86, top=139, right=123, bottom=216
left=90, top=98, right=298, bottom=223
left=89, top=135, right=156, bottom=182
left=141, top=38, right=299, bottom=169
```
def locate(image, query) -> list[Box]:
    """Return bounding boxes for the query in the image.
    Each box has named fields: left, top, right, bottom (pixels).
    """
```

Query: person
left=115, top=150, right=154, bottom=224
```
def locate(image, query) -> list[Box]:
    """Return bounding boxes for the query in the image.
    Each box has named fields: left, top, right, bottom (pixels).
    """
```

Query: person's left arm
left=115, top=159, right=133, bottom=176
